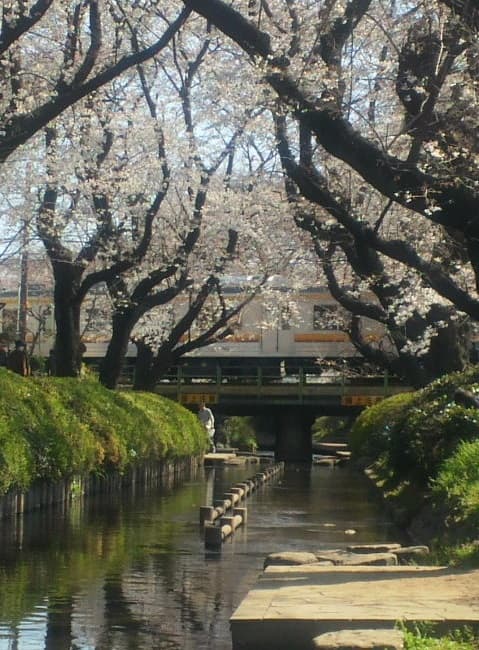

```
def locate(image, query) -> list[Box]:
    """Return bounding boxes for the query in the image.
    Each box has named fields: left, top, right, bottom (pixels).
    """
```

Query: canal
left=0, top=462, right=405, bottom=650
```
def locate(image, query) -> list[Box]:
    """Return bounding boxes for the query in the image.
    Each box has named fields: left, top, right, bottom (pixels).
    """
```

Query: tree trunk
left=132, top=342, right=156, bottom=391
left=133, top=344, right=179, bottom=391
left=152, top=347, right=180, bottom=384
left=53, top=263, right=83, bottom=377
left=425, top=309, right=471, bottom=378
left=393, top=355, right=431, bottom=389
left=99, top=309, right=136, bottom=389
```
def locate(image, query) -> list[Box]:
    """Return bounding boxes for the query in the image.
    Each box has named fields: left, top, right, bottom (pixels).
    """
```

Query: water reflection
left=0, top=463, right=405, bottom=650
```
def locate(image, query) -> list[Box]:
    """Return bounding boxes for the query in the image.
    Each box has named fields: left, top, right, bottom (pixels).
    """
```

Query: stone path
left=230, top=564, right=479, bottom=650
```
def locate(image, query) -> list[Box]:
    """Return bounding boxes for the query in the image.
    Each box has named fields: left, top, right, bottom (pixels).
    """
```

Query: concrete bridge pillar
left=274, top=410, right=314, bottom=463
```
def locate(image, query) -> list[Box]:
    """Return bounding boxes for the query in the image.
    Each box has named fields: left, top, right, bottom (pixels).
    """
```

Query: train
left=82, top=284, right=385, bottom=379
left=1, top=281, right=384, bottom=379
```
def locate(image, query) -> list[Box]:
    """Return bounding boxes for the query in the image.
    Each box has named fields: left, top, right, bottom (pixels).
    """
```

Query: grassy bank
left=350, top=369, right=479, bottom=648
left=0, top=369, right=207, bottom=495
left=350, top=367, right=479, bottom=564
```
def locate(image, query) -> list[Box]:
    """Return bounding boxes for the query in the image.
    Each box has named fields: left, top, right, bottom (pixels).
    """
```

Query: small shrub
left=388, top=401, right=479, bottom=485
left=29, top=356, right=46, bottom=375
left=432, top=440, right=479, bottom=528
left=351, top=369, right=479, bottom=488
left=312, top=416, right=353, bottom=445
left=223, top=416, right=258, bottom=451
left=403, top=623, right=478, bottom=649
left=349, top=391, right=416, bottom=459
left=429, top=541, right=479, bottom=568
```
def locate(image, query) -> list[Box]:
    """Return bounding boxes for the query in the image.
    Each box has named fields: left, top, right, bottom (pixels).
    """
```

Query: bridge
left=150, top=364, right=411, bottom=462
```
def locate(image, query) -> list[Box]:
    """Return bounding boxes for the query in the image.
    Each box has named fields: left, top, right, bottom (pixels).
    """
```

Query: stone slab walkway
left=230, top=565, right=479, bottom=650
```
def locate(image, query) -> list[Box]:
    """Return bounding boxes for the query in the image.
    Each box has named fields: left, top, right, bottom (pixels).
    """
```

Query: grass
left=350, top=368, right=479, bottom=649
left=351, top=367, right=479, bottom=552
left=428, top=542, right=479, bottom=568
left=403, top=624, right=479, bottom=649
left=0, top=369, right=208, bottom=494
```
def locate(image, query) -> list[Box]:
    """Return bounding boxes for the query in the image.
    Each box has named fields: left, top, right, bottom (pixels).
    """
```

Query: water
left=0, top=463, right=405, bottom=650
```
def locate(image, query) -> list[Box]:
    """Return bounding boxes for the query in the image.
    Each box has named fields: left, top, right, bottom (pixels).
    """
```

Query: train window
left=313, top=304, right=340, bottom=330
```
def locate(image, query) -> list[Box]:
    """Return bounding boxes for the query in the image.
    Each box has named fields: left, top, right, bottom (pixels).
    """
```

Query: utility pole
left=17, top=219, right=28, bottom=342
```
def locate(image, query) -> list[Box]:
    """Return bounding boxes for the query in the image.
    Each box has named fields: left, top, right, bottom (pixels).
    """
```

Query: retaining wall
left=0, top=456, right=202, bottom=520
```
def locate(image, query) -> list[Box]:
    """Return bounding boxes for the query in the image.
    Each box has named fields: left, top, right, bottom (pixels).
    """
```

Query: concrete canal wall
left=0, top=456, right=202, bottom=520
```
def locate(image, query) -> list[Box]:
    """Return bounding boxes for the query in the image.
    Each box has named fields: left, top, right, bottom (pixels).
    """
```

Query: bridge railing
left=107, top=359, right=408, bottom=398
left=173, top=364, right=303, bottom=386
left=157, top=364, right=413, bottom=408
left=156, top=363, right=403, bottom=390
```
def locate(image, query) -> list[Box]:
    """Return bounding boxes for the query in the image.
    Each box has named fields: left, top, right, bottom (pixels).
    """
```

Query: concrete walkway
left=230, top=565, right=479, bottom=650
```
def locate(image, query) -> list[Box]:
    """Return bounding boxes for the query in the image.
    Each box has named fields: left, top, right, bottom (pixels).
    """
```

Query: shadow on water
left=0, top=462, right=406, bottom=650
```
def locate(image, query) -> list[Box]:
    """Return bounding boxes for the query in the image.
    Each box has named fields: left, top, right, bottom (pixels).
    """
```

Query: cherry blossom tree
left=4, top=6, right=311, bottom=385
left=0, top=1, right=193, bottom=374
left=274, top=112, right=472, bottom=387
left=98, top=30, right=308, bottom=389
left=0, top=2, right=192, bottom=163
left=35, top=68, right=170, bottom=376
left=176, top=0, right=479, bottom=384
left=181, top=0, right=479, bottom=308
left=6, top=0, right=479, bottom=388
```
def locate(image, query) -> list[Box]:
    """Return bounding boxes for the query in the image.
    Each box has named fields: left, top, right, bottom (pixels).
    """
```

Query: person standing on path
left=0, top=342, right=7, bottom=367
left=198, top=402, right=215, bottom=452
left=7, top=340, right=31, bottom=376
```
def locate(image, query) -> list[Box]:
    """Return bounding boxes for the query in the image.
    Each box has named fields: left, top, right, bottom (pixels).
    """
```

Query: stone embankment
left=230, top=545, right=479, bottom=650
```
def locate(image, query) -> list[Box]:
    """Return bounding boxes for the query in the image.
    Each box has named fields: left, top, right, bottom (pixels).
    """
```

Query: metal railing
left=155, top=363, right=401, bottom=389
left=153, top=365, right=411, bottom=408
left=97, top=360, right=411, bottom=407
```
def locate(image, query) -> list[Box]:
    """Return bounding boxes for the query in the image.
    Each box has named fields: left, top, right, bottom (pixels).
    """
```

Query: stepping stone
left=347, top=544, right=402, bottom=554
left=314, top=456, right=338, bottom=466
left=394, top=546, right=430, bottom=561
left=317, top=442, right=349, bottom=452
left=316, top=550, right=398, bottom=566
left=264, top=551, right=318, bottom=569
left=224, top=457, right=247, bottom=465
left=312, top=628, right=404, bottom=649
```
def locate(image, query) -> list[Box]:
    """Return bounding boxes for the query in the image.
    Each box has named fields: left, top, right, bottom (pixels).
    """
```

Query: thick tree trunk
left=152, top=347, right=180, bottom=384
left=133, top=345, right=179, bottom=391
left=133, top=342, right=155, bottom=391
left=53, top=263, right=83, bottom=377
left=425, top=311, right=471, bottom=378
left=99, top=310, right=136, bottom=389
left=393, top=356, right=432, bottom=389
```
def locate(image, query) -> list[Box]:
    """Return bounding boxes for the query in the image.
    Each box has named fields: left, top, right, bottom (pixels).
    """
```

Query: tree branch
left=0, top=6, right=192, bottom=163
left=0, top=0, right=54, bottom=55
